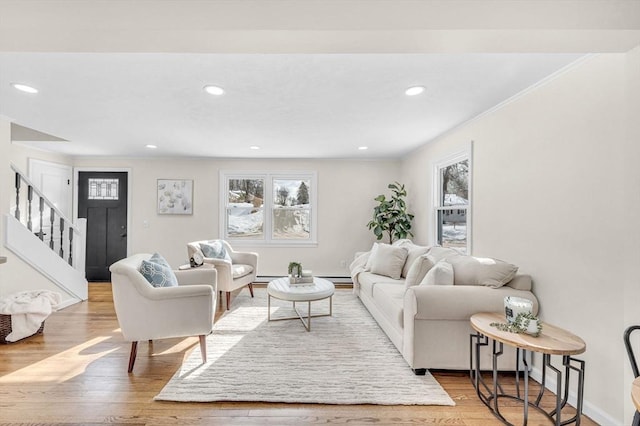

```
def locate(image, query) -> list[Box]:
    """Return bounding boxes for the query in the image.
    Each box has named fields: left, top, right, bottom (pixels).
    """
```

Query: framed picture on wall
left=157, top=179, right=193, bottom=215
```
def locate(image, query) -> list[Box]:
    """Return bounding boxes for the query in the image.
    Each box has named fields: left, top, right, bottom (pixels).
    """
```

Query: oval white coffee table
left=267, top=277, right=335, bottom=331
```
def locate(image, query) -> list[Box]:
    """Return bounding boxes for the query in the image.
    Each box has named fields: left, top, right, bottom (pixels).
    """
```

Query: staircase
left=4, top=164, right=88, bottom=304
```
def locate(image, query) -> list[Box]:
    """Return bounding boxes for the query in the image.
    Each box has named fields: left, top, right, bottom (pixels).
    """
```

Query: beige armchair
left=109, top=253, right=217, bottom=373
left=187, top=240, right=258, bottom=310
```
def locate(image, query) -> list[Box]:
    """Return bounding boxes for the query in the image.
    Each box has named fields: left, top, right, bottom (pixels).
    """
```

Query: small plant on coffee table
left=288, top=262, right=302, bottom=278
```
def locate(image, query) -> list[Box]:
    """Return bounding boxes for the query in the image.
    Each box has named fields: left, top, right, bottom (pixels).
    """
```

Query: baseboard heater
left=256, top=276, right=353, bottom=285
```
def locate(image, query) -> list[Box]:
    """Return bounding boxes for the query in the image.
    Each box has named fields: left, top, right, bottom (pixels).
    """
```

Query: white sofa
left=350, top=240, right=539, bottom=373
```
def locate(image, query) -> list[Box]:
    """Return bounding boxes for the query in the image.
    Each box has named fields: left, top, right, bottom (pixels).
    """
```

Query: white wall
left=402, top=49, right=640, bottom=424
left=0, top=117, right=77, bottom=303
left=72, top=157, right=400, bottom=276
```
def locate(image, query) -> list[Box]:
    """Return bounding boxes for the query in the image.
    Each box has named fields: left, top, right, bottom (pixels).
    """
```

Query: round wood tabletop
left=470, top=312, right=586, bottom=356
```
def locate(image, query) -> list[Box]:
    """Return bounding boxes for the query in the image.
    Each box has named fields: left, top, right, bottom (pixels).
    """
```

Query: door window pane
left=88, top=178, right=119, bottom=200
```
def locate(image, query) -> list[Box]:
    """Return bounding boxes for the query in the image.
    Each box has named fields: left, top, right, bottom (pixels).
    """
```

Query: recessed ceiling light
left=405, top=86, right=425, bottom=96
left=11, top=83, right=38, bottom=94
left=358, top=146, right=368, bottom=150
left=204, top=85, right=225, bottom=96
left=250, top=146, right=260, bottom=150
left=145, top=144, right=157, bottom=149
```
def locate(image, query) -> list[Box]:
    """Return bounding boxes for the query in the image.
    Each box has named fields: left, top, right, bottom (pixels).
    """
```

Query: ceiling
left=0, top=52, right=584, bottom=159
left=0, top=0, right=638, bottom=159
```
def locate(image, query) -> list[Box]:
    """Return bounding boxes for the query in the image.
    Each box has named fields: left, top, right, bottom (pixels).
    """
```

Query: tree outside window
left=434, top=151, right=471, bottom=253
left=221, top=172, right=317, bottom=245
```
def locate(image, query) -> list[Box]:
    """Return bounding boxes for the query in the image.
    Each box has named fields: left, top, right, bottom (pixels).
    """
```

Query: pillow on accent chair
left=149, top=252, right=171, bottom=268
left=368, top=243, right=408, bottom=280
left=419, top=260, right=454, bottom=286
left=200, top=240, right=232, bottom=262
left=139, top=254, right=178, bottom=288
left=404, top=254, right=436, bottom=288
left=447, top=255, right=518, bottom=288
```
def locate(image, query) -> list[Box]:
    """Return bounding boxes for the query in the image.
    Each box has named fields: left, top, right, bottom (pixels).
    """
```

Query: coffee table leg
left=268, top=293, right=271, bottom=321
left=308, top=301, right=311, bottom=331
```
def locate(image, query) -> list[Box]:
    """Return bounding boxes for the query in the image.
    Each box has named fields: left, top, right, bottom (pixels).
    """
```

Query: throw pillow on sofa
left=368, top=243, right=408, bottom=280
left=401, top=246, right=430, bottom=278
left=447, top=255, right=518, bottom=288
left=364, top=242, right=380, bottom=271
left=405, top=254, right=436, bottom=288
left=419, top=260, right=454, bottom=286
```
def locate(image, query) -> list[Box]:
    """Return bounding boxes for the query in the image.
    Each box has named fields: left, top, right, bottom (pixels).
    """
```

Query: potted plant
left=367, top=181, right=414, bottom=244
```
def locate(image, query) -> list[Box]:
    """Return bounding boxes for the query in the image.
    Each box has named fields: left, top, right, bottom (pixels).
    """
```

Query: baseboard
left=256, top=275, right=353, bottom=285
left=529, top=366, right=620, bottom=425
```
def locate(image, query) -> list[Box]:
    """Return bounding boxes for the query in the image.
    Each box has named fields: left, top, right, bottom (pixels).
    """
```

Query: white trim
left=431, top=142, right=473, bottom=253
left=73, top=167, right=132, bottom=256
left=219, top=170, right=318, bottom=246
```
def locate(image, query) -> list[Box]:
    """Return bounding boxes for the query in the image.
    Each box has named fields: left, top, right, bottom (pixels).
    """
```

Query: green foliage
left=296, top=182, right=309, bottom=205
left=490, top=312, right=543, bottom=337
left=366, top=182, right=415, bottom=244
left=288, top=261, right=302, bottom=277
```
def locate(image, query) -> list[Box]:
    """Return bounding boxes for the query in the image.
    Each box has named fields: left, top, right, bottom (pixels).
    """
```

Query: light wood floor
left=0, top=284, right=596, bottom=425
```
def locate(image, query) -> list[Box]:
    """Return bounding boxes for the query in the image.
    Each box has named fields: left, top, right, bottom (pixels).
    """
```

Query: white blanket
left=349, top=251, right=370, bottom=295
left=0, top=290, right=61, bottom=342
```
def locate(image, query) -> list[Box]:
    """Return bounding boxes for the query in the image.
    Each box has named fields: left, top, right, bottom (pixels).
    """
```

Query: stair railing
left=10, top=163, right=85, bottom=269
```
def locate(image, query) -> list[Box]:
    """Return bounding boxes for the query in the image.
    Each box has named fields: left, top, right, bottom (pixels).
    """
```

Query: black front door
left=78, top=172, right=128, bottom=281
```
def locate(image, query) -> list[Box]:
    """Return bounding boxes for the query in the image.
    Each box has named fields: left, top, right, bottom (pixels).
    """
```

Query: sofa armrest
left=404, top=285, right=539, bottom=321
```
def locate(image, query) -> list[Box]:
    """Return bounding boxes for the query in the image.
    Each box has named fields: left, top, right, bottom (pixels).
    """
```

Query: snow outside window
left=434, top=149, right=471, bottom=254
left=221, top=172, right=317, bottom=246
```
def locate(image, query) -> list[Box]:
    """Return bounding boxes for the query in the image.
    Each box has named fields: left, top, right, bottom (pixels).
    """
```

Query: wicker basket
left=0, top=314, right=45, bottom=343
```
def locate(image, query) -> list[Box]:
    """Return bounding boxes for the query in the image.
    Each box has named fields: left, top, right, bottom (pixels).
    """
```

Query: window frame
left=219, top=170, right=318, bottom=247
left=432, top=145, right=473, bottom=254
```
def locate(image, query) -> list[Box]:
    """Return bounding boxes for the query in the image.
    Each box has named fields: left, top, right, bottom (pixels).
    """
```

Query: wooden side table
left=632, top=377, right=640, bottom=415
left=470, top=312, right=586, bottom=425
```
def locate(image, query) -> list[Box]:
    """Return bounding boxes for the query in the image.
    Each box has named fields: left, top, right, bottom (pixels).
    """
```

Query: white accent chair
left=187, top=240, right=258, bottom=310
left=109, top=253, right=217, bottom=373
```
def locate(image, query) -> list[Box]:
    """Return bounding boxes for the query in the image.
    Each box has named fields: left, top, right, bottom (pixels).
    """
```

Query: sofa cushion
left=447, top=255, right=518, bottom=288
left=420, top=260, right=454, bottom=286
left=139, top=257, right=178, bottom=288
left=372, top=282, right=405, bottom=330
left=358, top=272, right=402, bottom=299
left=368, top=243, right=408, bottom=280
left=200, top=240, right=232, bottom=263
left=401, top=246, right=430, bottom=278
left=404, top=254, right=436, bottom=288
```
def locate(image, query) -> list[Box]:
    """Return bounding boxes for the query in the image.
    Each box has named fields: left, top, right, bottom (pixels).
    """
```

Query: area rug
left=155, top=289, right=455, bottom=405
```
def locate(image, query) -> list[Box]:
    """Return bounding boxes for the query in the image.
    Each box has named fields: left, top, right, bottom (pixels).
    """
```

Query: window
left=434, top=148, right=471, bottom=253
left=221, top=171, right=317, bottom=245
left=88, top=178, right=119, bottom=200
